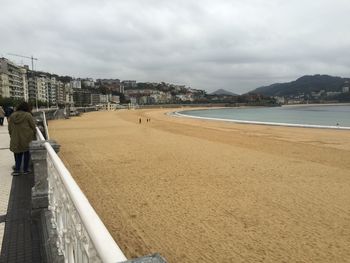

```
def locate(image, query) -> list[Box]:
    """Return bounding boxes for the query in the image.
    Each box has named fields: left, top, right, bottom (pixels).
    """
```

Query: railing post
left=30, top=140, right=60, bottom=209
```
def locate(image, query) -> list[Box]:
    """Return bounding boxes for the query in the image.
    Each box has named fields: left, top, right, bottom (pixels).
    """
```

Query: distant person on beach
left=8, top=102, right=36, bottom=176
left=139, top=117, right=141, bottom=124
left=0, top=106, right=5, bottom=126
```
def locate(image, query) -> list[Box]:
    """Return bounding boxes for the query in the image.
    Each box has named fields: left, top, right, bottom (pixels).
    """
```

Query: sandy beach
left=49, top=108, right=350, bottom=263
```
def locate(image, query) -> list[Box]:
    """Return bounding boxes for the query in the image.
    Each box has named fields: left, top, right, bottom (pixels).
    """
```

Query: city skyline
left=1, top=0, right=350, bottom=94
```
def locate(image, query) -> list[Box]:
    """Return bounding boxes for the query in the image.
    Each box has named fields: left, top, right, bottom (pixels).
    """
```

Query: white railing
left=36, top=126, right=127, bottom=263
left=41, top=111, right=50, bottom=139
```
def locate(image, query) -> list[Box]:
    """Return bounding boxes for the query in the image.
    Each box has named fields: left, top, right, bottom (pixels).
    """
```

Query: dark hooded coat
left=8, top=111, right=36, bottom=153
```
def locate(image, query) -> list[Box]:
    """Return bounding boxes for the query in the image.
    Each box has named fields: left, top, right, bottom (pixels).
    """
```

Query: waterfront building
left=27, top=70, right=37, bottom=102
left=91, top=93, right=99, bottom=105
left=91, top=93, right=101, bottom=105
left=0, top=57, right=26, bottom=100
left=36, top=75, right=48, bottom=102
left=48, top=76, right=57, bottom=106
left=100, top=94, right=108, bottom=103
left=56, top=81, right=66, bottom=105
left=73, top=88, right=91, bottom=106
left=28, top=72, right=58, bottom=105
left=65, top=83, right=74, bottom=106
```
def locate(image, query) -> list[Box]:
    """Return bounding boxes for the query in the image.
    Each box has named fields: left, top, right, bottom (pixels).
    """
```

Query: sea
left=176, top=104, right=350, bottom=129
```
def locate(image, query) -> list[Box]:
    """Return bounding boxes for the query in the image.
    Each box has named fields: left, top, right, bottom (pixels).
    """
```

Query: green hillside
left=251, top=75, right=349, bottom=96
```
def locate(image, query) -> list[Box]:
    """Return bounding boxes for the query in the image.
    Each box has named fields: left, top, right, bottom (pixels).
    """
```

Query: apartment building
left=73, top=88, right=91, bottom=106
left=27, top=70, right=37, bottom=102
left=36, top=75, right=48, bottom=102
left=48, top=76, right=57, bottom=106
left=0, top=57, right=27, bottom=100
left=56, top=81, right=66, bottom=105
left=65, top=83, right=74, bottom=106
left=91, top=93, right=101, bottom=105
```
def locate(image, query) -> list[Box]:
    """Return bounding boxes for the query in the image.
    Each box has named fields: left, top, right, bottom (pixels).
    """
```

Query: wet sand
left=49, top=109, right=350, bottom=263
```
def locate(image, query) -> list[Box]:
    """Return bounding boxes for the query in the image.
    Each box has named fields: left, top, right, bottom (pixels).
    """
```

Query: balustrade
left=31, top=127, right=127, bottom=263
left=30, top=114, right=166, bottom=263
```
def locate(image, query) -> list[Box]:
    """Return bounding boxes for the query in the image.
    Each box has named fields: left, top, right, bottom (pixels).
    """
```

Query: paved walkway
left=0, top=120, right=44, bottom=262
left=0, top=119, right=13, bottom=254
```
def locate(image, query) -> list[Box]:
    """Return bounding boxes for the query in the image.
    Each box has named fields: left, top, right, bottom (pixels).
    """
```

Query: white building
left=48, top=76, right=57, bottom=106
left=0, top=58, right=27, bottom=100
left=65, top=83, right=74, bottom=106
left=71, top=79, right=82, bottom=89
left=36, top=75, right=48, bottom=102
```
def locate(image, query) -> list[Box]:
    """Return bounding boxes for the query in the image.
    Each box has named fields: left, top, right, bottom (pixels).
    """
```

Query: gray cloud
left=1, top=0, right=350, bottom=94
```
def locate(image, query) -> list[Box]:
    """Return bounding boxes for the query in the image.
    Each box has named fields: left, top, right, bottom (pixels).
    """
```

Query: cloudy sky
left=1, top=0, right=350, bottom=94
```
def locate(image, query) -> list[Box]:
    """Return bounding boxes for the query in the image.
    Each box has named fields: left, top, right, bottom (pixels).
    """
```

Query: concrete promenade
left=0, top=120, right=44, bottom=262
left=0, top=119, right=12, bottom=254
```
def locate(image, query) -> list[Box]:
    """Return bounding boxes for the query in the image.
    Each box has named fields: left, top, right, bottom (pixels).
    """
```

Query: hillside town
left=0, top=57, right=209, bottom=108
left=273, top=85, right=350, bottom=104
left=0, top=57, right=280, bottom=109
left=3, top=57, right=349, bottom=109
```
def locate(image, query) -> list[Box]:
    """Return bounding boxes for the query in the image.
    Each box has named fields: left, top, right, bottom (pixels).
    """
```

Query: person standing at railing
left=8, top=102, right=36, bottom=176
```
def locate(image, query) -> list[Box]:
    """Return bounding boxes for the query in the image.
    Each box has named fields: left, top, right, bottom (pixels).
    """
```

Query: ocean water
left=177, top=104, right=350, bottom=129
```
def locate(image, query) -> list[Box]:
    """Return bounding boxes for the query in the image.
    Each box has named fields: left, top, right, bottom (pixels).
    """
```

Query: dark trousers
left=14, top=151, right=30, bottom=172
left=0, top=117, right=4, bottom=126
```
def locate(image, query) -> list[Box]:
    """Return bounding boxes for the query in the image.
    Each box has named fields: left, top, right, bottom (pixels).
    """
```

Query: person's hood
left=10, top=111, right=29, bottom=124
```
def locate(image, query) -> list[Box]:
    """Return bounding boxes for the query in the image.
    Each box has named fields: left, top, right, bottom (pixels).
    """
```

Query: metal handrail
left=36, top=127, right=127, bottom=262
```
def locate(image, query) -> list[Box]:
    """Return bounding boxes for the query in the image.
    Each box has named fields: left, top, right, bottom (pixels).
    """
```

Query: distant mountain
left=250, top=75, right=349, bottom=97
left=210, top=89, right=238, bottom=96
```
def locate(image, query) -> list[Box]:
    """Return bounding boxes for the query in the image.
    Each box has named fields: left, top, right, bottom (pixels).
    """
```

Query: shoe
left=22, top=171, right=32, bottom=175
left=11, top=171, right=20, bottom=176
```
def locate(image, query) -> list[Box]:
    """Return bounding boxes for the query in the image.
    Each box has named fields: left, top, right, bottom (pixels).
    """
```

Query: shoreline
left=174, top=111, right=350, bottom=130
left=282, top=102, right=350, bottom=107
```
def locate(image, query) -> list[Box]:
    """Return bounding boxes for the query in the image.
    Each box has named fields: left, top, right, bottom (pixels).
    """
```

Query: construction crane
left=7, top=53, right=38, bottom=70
